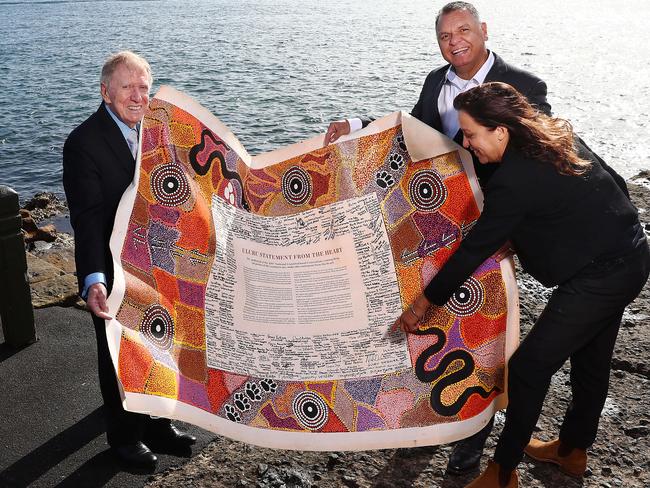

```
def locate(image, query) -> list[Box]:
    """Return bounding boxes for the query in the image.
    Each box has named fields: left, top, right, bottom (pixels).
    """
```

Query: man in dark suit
left=63, top=51, right=196, bottom=470
left=326, top=1, right=550, bottom=188
left=324, top=1, right=551, bottom=475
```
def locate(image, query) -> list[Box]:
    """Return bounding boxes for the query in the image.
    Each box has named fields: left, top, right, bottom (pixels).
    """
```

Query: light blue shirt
left=105, top=104, right=140, bottom=143
left=80, top=105, right=140, bottom=300
left=82, top=272, right=106, bottom=300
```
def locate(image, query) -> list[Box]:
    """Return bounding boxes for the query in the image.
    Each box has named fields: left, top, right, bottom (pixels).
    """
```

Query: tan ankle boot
left=524, top=438, right=587, bottom=478
left=465, top=460, right=518, bottom=488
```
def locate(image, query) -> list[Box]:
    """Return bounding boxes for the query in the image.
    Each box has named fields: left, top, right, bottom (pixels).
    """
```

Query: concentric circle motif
left=445, top=276, right=485, bottom=317
left=292, top=390, right=329, bottom=431
left=150, top=164, right=191, bottom=207
left=281, top=166, right=312, bottom=206
left=140, top=305, right=174, bottom=350
left=408, top=170, right=447, bottom=212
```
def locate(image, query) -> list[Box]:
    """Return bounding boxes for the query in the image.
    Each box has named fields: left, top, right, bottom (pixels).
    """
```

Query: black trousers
left=494, top=241, right=650, bottom=470
left=93, top=313, right=170, bottom=447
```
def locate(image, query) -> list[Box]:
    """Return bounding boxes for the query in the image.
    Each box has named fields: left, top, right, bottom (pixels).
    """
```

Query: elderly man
left=63, top=51, right=196, bottom=470
left=325, top=1, right=551, bottom=476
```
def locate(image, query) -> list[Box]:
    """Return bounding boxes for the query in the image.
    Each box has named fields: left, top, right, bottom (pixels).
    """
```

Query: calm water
left=1, top=0, right=649, bottom=200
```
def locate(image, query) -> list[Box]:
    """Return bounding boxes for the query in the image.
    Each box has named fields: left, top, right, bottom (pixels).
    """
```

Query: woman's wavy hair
left=453, top=82, right=591, bottom=175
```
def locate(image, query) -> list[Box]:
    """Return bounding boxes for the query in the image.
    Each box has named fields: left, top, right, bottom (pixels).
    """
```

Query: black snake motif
left=188, top=129, right=249, bottom=210
left=414, top=327, right=499, bottom=416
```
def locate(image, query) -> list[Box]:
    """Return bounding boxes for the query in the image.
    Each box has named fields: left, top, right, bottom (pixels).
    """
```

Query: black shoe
left=144, top=423, right=197, bottom=455
left=112, top=441, right=158, bottom=470
left=446, top=417, right=495, bottom=475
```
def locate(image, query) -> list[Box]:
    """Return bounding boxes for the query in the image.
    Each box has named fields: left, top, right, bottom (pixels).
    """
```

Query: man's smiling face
left=101, top=62, right=151, bottom=128
left=436, top=9, right=489, bottom=79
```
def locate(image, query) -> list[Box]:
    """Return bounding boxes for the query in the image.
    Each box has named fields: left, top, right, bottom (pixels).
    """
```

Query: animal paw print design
left=260, top=378, right=278, bottom=393
left=389, top=153, right=405, bottom=171
left=223, top=181, right=236, bottom=206
left=396, top=133, right=407, bottom=152
left=233, top=392, right=251, bottom=412
left=224, top=404, right=241, bottom=422
left=245, top=382, right=263, bottom=402
left=376, top=170, right=395, bottom=189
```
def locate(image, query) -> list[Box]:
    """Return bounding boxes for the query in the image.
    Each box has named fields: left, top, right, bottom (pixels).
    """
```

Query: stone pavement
left=0, top=306, right=215, bottom=488
left=0, top=221, right=215, bottom=487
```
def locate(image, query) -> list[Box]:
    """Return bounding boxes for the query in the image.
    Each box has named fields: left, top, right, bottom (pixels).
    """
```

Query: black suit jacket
left=423, top=141, right=641, bottom=305
left=409, top=52, right=551, bottom=132
left=361, top=53, right=550, bottom=184
left=363, top=51, right=629, bottom=194
left=409, top=52, right=551, bottom=184
left=63, top=103, right=136, bottom=295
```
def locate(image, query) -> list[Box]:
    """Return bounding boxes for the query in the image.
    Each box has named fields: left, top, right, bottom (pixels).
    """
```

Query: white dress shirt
left=438, top=51, right=495, bottom=138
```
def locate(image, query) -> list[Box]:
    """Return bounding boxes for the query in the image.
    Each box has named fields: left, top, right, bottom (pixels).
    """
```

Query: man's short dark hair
left=435, top=2, right=481, bottom=30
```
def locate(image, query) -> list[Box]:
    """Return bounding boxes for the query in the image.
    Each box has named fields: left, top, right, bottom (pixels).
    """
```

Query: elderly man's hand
left=87, top=282, right=112, bottom=320
left=324, top=120, right=351, bottom=146
left=392, top=294, right=432, bottom=334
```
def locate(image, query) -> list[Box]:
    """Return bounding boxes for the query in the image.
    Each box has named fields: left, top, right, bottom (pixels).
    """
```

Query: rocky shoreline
left=19, top=192, right=84, bottom=310
left=20, top=173, right=650, bottom=487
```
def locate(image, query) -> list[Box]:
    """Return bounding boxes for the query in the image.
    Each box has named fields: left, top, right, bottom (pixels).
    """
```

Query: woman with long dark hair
left=394, top=82, right=649, bottom=488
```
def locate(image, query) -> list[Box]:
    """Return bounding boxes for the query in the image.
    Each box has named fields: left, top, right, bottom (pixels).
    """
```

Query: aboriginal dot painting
left=107, top=86, right=517, bottom=450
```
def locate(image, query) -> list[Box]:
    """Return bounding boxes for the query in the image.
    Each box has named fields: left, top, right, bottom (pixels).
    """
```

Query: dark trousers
left=494, top=241, right=650, bottom=470
left=93, top=313, right=170, bottom=447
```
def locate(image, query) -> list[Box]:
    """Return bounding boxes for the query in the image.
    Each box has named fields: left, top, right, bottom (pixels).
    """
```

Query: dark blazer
left=406, top=51, right=630, bottom=197
left=416, top=52, right=550, bottom=185
left=363, top=51, right=629, bottom=195
left=423, top=141, right=641, bottom=305
left=62, top=105, right=157, bottom=445
left=363, top=52, right=551, bottom=184
left=63, top=103, right=136, bottom=295
left=410, top=52, right=551, bottom=132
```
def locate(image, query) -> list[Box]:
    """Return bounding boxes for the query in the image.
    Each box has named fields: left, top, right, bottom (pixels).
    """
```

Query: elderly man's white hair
left=100, top=50, right=153, bottom=88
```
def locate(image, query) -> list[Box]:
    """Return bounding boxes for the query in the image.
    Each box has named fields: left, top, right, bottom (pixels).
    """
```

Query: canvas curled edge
left=105, top=85, right=520, bottom=450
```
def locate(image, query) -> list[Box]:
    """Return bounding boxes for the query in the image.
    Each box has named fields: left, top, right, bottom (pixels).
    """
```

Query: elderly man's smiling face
left=436, top=9, right=488, bottom=80
left=100, top=63, right=150, bottom=128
